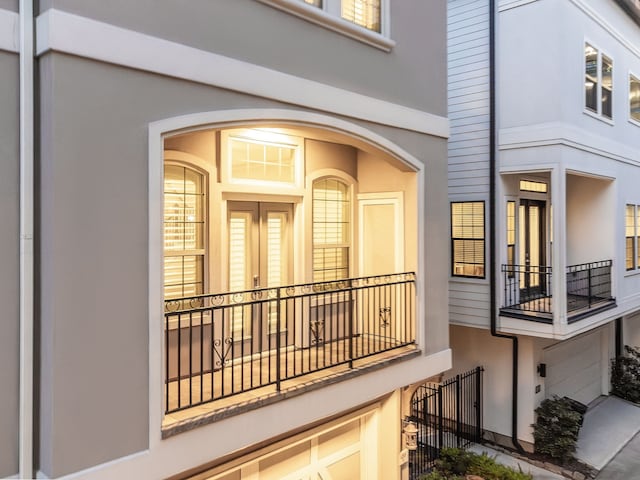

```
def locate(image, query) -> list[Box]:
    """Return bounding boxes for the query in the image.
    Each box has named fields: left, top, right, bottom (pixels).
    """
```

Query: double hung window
left=451, top=201, right=485, bottom=278
left=313, top=178, right=351, bottom=282
left=164, top=165, right=206, bottom=298
left=585, top=43, right=613, bottom=119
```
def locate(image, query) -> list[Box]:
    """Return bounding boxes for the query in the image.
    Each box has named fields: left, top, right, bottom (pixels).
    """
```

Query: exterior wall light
left=403, top=420, right=418, bottom=451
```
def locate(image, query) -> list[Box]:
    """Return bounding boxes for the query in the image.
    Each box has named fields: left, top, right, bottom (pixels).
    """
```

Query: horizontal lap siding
left=449, top=281, right=490, bottom=327
left=448, top=0, right=491, bottom=328
left=448, top=0, right=490, bottom=197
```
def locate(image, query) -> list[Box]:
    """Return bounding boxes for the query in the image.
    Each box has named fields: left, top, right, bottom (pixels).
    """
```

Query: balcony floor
left=162, top=337, right=418, bottom=437
left=500, top=295, right=616, bottom=324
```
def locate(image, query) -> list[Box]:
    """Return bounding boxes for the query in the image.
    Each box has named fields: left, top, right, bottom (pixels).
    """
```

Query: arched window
left=312, top=178, right=351, bottom=282
left=163, top=164, right=206, bottom=298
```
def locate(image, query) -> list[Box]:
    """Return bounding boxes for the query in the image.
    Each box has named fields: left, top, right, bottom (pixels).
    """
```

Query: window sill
left=256, top=0, right=395, bottom=52
left=628, top=117, right=640, bottom=128
left=583, top=109, right=614, bottom=126
left=624, top=269, right=640, bottom=277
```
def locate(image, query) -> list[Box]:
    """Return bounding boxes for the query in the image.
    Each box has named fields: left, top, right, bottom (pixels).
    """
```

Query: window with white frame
left=257, top=0, right=392, bottom=49
left=626, top=204, right=640, bottom=271
left=585, top=43, right=613, bottom=119
left=451, top=201, right=485, bottom=278
left=301, top=0, right=381, bottom=32
left=313, top=178, right=351, bottom=282
left=164, top=165, right=206, bottom=298
left=630, top=74, right=640, bottom=123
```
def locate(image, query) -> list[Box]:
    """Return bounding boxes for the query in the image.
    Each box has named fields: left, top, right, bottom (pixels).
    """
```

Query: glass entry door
left=519, top=199, right=546, bottom=298
left=228, top=201, right=293, bottom=343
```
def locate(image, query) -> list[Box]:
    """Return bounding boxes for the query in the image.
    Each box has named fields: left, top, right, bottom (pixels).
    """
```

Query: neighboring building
left=1, top=1, right=451, bottom=478
left=448, top=0, right=640, bottom=451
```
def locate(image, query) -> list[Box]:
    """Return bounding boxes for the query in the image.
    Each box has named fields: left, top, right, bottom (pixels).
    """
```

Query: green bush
left=533, top=396, right=583, bottom=462
left=419, top=448, right=532, bottom=480
left=611, top=345, right=640, bottom=403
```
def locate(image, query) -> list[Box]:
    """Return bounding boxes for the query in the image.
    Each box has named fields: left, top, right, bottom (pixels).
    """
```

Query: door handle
left=253, top=275, right=260, bottom=288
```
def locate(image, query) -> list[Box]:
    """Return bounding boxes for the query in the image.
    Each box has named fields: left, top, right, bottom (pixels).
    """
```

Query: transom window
left=630, top=74, right=640, bottom=123
left=451, top=201, right=485, bottom=278
left=164, top=165, right=206, bottom=298
left=585, top=43, right=613, bottom=119
left=313, top=178, right=351, bottom=282
left=226, top=130, right=300, bottom=186
left=519, top=180, right=547, bottom=193
left=626, top=204, right=640, bottom=271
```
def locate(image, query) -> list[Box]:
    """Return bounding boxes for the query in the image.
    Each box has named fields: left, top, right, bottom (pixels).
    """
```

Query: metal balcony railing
left=163, top=272, right=416, bottom=414
left=500, top=260, right=614, bottom=322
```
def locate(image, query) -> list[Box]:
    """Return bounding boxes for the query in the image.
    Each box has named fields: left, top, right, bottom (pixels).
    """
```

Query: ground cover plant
left=611, top=345, right=640, bottom=403
left=419, top=448, right=532, bottom=480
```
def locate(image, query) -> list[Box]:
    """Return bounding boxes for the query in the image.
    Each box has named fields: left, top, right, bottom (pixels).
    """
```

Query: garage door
left=544, top=328, right=604, bottom=405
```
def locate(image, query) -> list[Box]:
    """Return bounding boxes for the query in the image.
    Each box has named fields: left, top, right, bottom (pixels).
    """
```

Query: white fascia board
left=35, top=9, right=449, bottom=138
left=0, top=9, right=19, bottom=53
left=499, top=122, right=640, bottom=166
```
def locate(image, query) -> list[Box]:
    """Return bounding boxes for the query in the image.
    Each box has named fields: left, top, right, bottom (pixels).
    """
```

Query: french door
left=518, top=199, right=546, bottom=297
left=228, top=201, right=293, bottom=344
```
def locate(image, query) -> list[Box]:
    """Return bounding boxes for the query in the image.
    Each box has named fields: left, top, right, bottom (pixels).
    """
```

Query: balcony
left=163, top=272, right=416, bottom=421
left=500, top=261, right=615, bottom=323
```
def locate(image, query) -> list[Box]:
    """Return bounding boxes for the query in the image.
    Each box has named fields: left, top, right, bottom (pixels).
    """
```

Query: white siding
left=448, top=0, right=491, bottom=328
left=447, top=0, right=490, bottom=196
left=449, top=281, right=490, bottom=327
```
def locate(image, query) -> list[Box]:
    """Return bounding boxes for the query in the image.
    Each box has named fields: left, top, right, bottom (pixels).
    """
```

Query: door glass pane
left=529, top=206, right=540, bottom=287
left=519, top=205, right=525, bottom=289
left=267, top=213, right=286, bottom=288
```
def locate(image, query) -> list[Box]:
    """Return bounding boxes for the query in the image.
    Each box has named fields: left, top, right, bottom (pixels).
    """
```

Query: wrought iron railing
left=566, top=260, right=613, bottom=315
left=501, top=264, right=553, bottom=315
left=164, top=272, right=416, bottom=413
left=408, top=367, right=484, bottom=479
left=501, top=260, right=614, bottom=320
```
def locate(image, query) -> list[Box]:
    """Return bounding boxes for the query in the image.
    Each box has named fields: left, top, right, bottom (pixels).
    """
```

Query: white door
left=228, top=201, right=293, bottom=342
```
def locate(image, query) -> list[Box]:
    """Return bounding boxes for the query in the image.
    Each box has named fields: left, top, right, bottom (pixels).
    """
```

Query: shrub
left=420, top=448, right=532, bottom=480
left=611, top=345, right=640, bottom=403
left=533, top=396, right=583, bottom=462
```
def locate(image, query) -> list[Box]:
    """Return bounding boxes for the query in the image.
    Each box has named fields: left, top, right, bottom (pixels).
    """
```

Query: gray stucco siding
left=37, top=52, right=448, bottom=477
left=0, top=0, right=17, bottom=12
left=0, top=50, right=20, bottom=478
left=38, top=0, right=446, bottom=116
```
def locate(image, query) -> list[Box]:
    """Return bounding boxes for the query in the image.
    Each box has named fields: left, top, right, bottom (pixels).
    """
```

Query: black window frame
left=451, top=201, right=486, bottom=279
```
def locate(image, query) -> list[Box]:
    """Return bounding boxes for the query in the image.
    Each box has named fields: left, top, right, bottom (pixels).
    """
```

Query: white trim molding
left=0, top=8, right=19, bottom=53
left=35, top=9, right=449, bottom=138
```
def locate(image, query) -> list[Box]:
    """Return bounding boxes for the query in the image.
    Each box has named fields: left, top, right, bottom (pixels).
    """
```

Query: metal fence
left=408, top=366, right=484, bottom=480
left=164, top=272, right=416, bottom=413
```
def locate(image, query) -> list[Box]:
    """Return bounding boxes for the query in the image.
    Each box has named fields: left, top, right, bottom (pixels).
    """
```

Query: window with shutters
left=313, top=178, right=351, bottom=282
left=164, top=164, right=206, bottom=298
left=451, top=201, right=485, bottom=278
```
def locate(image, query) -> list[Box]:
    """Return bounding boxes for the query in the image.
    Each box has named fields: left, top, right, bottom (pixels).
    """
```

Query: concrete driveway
left=595, top=431, right=640, bottom=479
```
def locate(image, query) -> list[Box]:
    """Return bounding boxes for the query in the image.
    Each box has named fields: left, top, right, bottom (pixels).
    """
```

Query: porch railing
left=501, top=264, right=553, bottom=316
left=500, top=260, right=613, bottom=319
left=566, top=260, right=613, bottom=315
left=164, top=272, right=416, bottom=414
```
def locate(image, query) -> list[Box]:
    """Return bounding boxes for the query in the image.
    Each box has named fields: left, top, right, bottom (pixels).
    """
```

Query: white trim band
left=35, top=9, right=449, bottom=138
left=0, top=8, right=19, bottom=53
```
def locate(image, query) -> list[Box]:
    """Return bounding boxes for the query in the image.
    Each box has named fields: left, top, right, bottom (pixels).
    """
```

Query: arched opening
left=153, top=113, right=422, bottom=418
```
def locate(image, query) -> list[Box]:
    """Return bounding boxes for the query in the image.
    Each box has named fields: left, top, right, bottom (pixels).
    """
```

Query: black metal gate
left=408, top=366, right=484, bottom=479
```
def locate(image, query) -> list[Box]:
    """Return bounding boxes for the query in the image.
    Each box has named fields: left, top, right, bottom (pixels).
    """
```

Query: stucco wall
left=37, top=0, right=446, bottom=116
left=0, top=50, right=19, bottom=479
left=37, top=52, right=449, bottom=477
